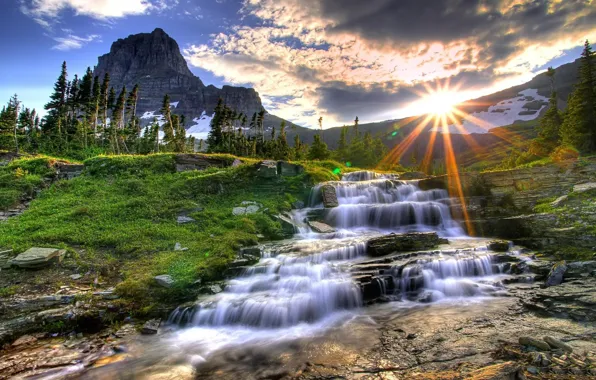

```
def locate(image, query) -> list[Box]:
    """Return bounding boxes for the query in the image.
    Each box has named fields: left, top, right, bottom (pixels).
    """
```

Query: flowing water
left=75, top=171, right=520, bottom=378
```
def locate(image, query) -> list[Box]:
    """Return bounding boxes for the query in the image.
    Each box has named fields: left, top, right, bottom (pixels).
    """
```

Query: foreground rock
left=10, top=248, right=65, bottom=268
left=154, top=275, right=175, bottom=288
left=141, top=319, right=160, bottom=334
left=307, top=221, right=335, bottom=233
left=488, top=240, right=510, bottom=252
left=366, top=232, right=447, bottom=257
left=545, top=261, right=567, bottom=287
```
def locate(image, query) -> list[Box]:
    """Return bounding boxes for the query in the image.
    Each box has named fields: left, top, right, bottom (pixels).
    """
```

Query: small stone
left=231, top=159, right=242, bottom=167
left=177, top=216, right=195, bottom=224
left=406, top=333, right=417, bottom=340
left=208, top=284, right=223, bottom=294
left=12, top=335, right=37, bottom=346
left=527, top=366, right=538, bottom=375
left=551, top=195, right=568, bottom=207
left=543, top=336, right=573, bottom=353
left=519, top=336, right=551, bottom=351
left=70, top=274, right=82, bottom=280
left=174, top=243, right=188, bottom=251
left=154, top=274, right=175, bottom=288
left=141, top=319, right=161, bottom=334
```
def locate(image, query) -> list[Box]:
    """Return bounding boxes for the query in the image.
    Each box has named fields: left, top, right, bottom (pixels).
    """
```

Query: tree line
left=0, top=61, right=195, bottom=159
left=531, top=40, right=596, bottom=159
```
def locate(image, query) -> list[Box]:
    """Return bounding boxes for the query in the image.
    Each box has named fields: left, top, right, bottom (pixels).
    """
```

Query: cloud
left=184, top=0, right=596, bottom=128
left=52, top=33, right=101, bottom=51
left=20, top=0, right=179, bottom=27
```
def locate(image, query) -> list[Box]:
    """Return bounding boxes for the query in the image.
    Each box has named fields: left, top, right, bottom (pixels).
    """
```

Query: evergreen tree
left=91, top=76, right=101, bottom=140
left=44, top=61, right=68, bottom=142
left=560, top=40, right=596, bottom=152
left=533, top=67, right=563, bottom=155
left=99, top=73, right=110, bottom=145
left=308, top=133, right=330, bottom=160
left=335, top=126, right=349, bottom=162
left=207, top=98, right=224, bottom=151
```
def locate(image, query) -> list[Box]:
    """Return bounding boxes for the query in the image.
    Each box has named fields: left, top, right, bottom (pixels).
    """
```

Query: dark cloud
left=317, top=70, right=508, bottom=121
left=317, top=0, right=596, bottom=68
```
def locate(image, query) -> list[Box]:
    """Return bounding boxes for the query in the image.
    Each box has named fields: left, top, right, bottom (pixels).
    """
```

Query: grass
left=0, top=153, right=347, bottom=312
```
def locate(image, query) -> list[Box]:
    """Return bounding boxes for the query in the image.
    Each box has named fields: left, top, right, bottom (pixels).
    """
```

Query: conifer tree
left=99, top=73, right=110, bottom=145
left=44, top=61, right=68, bottom=142
left=308, top=133, right=330, bottom=160
left=91, top=76, right=101, bottom=140
left=560, top=40, right=596, bottom=152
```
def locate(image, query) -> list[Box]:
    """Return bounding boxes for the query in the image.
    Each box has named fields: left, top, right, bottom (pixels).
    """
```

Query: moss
left=0, top=285, right=18, bottom=297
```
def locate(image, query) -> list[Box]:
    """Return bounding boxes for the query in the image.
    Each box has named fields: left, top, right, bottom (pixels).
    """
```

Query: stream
left=24, top=171, right=596, bottom=379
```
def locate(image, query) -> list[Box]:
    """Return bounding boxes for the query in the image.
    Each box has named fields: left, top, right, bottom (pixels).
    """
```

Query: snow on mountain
left=140, top=111, right=166, bottom=126
left=186, top=111, right=214, bottom=141
left=442, top=89, right=548, bottom=134
left=170, top=101, right=179, bottom=108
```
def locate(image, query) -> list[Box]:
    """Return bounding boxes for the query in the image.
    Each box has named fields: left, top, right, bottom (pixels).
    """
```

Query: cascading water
left=166, top=170, right=514, bottom=359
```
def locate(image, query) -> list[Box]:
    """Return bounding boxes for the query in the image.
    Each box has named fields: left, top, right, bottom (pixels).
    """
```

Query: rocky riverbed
left=1, top=239, right=595, bottom=379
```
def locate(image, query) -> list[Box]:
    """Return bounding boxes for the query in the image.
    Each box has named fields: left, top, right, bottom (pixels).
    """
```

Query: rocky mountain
left=93, top=28, right=265, bottom=135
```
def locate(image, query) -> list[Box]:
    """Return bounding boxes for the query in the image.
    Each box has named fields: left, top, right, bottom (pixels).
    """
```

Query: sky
left=0, top=0, right=595, bottom=128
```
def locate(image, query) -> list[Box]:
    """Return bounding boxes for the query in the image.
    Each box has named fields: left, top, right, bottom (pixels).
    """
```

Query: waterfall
left=169, top=170, right=504, bottom=332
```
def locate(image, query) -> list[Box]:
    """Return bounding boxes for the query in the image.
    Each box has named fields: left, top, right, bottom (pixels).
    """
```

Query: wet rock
left=519, top=336, right=551, bottom=351
left=292, top=200, right=305, bottom=209
left=240, top=246, right=261, bottom=258
left=320, top=185, right=339, bottom=208
left=141, top=319, right=161, bottom=334
left=10, top=247, right=66, bottom=268
left=154, top=275, right=175, bottom=288
left=543, top=336, right=573, bottom=352
left=488, top=240, right=510, bottom=252
left=93, top=289, right=119, bottom=300
left=177, top=215, right=195, bottom=224
left=529, top=352, right=550, bottom=366
left=274, top=214, right=296, bottom=236
left=399, top=171, right=427, bottom=180
left=551, top=195, right=568, bottom=207
left=526, top=366, right=538, bottom=375
left=256, top=160, right=278, bottom=178
left=307, top=221, right=335, bottom=234
left=367, top=232, right=447, bottom=257
left=566, top=261, right=596, bottom=278
left=277, top=161, right=304, bottom=176
left=545, top=261, right=567, bottom=287
left=208, top=284, right=223, bottom=294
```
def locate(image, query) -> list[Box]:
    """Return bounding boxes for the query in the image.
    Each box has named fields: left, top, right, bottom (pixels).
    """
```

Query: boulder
left=174, top=154, right=230, bottom=172
left=277, top=161, right=304, bottom=176
left=154, top=275, right=175, bottom=288
left=274, top=214, right=296, bottom=236
left=488, top=240, right=510, bottom=252
left=256, top=160, right=278, bottom=178
left=367, top=232, right=448, bottom=257
left=10, top=248, right=66, bottom=268
left=174, top=242, right=188, bottom=251
left=321, top=185, right=339, bottom=208
left=543, top=336, right=573, bottom=352
left=231, top=159, right=243, bottom=167
left=519, top=336, right=551, bottom=351
left=0, top=249, right=13, bottom=269
left=141, top=319, right=161, bottom=334
left=233, top=201, right=262, bottom=216
left=545, top=261, right=567, bottom=287
left=54, top=162, right=84, bottom=180
left=12, top=334, right=37, bottom=346
left=307, top=221, right=335, bottom=233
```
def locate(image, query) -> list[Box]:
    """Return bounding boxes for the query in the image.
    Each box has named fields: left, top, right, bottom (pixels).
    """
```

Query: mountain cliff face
left=93, top=28, right=263, bottom=127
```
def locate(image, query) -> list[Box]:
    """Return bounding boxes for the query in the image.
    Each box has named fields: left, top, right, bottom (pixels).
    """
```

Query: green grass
left=0, top=153, right=343, bottom=312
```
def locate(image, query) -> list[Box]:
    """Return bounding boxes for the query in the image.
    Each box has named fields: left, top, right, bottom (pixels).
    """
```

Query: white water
left=166, top=171, right=509, bottom=360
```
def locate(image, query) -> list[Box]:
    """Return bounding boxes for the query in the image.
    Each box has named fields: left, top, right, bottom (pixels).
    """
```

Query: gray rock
left=292, top=200, right=305, bottom=209
left=545, top=261, right=567, bottom=287
left=543, top=336, right=573, bottom=352
left=177, top=215, right=195, bottom=224
left=154, top=275, right=175, bottom=288
left=274, top=214, right=296, bottom=236
left=208, top=284, right=223, bottom=294
left=519, top=336, right=551, bottom=351
left=307, top=221, right=335, bottom=234
left=527, top=366, right=539, bottom=375
left=233, top=202, right=262, bottom=216
left=399, top=171, right=427, bottom=180
left=367, top=232, right=448, bottom=257
left=0, top=249, right=13, bottom=269
left=10, top=248, right=66, bottom=268
left=174, top=242, right=188, bottom=251
left=256, top=160, right=278, bottom=178
left=551, top=195, right=568, bottom=207
left=141, top=319, right=161, bottom=334
left=321, top=185, right=339, bottom=208
left=573, top=182, right=596, bottom=194
left=278, top=161, right=304, bottom=176
left=69, top=274, right=82, bottom=280
left=487, top=240, right=510, bottom=252
left=93, top=289, right=119, bottom=300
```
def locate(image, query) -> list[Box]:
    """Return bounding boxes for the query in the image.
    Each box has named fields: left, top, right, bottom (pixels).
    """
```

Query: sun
left=422, top=90, right=459, bottom=116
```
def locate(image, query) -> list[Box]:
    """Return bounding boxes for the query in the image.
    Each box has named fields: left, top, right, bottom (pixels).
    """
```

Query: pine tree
left=207, top=98, right=224, bottom=151
left=533, top=67, right=563, bottom=154
left=335, top=126, right=348, bottom=162
left=308, top=133, right=330, bottom=160
left=44, top=61, right=68, bottom=141
left=99, top=73, right=110, bottom=145
left=161, top=94, right=174, bottom=147
left=560, top=40, right=596, bottom=152
left=110, top=86, right=126, bottom=153
left=91, top=76, right=101, bottom=140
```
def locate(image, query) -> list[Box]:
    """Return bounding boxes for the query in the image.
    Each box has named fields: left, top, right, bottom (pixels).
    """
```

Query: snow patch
left=187, top=111, right=213, bottom=141
left=440, top=89, right=548, bottom=134
left=140, top=111, right=165, bottom=126
left=170, top=101, right=179, bottom=108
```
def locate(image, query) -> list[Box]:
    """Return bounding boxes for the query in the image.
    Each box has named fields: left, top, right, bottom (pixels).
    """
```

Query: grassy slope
left=0, top=154, right=349, bottom=312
